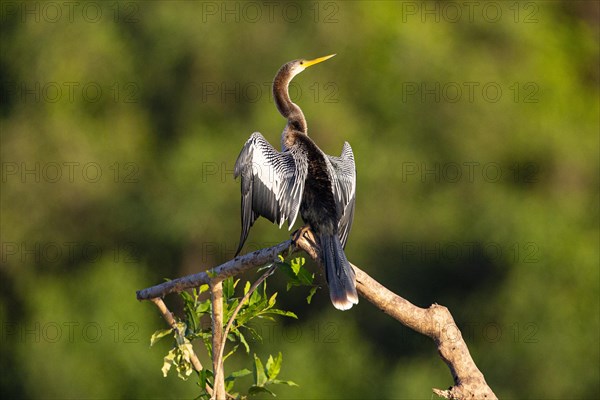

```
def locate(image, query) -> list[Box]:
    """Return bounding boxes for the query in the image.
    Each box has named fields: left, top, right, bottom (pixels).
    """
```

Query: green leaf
left=290, top=257, right=305, bottom=275
left=256, top=315, right=276, bottom=322
left=266, top=352, right=282, bottom=380
left=262, top=280, right=268, bottom=299
left=279, top=259, right=313, bottom=287
left=267, top=292, right=278, bottom=308
left=249, top=284, right=262, bottom=306
left=253, top=354, right=267, bottom=387
left=237, top=330, right=250, bottom=353
left=306, top=286, right=319, bottom=304
left=150, top=328, right=173, bottom=347
left=223, top=277, right=235, bottom=299
left=265, top=354, right=275, bottom=378
left=225, top=298, right=240, bottom=322
left=198, top=284, right=210, bottom=294
left=244, top=325, right=262, bottom=342
left=186, top=304, right=201, bottom=333
left=227, top=368, right=252, bottom=380
left=198, top=369, right=213, bottom=393
left=224, top=379, right=235, bottom=393
left=270, top=379, right=299, bottom=387
left=161, top=348, right=176, bottom=377
left=223, top=344, right=239, bottom=361
left=195, top=299, right=211, bottom=315
left=264, top=309, right=298, bottom=319
left=248, top=385, right=275, bottom=396
left=296, top=269, right=314, bottom=286
left=180, top=290, right=193, bottom=303
left=278, top=263, right=300, bottom=286
left=244, top=280, right=251, bottom=295
left=198, top=369, right=207, bottom=390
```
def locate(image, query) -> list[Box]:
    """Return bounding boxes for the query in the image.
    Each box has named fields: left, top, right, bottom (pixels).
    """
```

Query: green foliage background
left=1, top=1, right=598, bottom=398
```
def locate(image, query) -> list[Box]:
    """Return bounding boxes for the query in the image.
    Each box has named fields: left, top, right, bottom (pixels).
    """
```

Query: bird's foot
left=291, top=225, right=318, bottom=249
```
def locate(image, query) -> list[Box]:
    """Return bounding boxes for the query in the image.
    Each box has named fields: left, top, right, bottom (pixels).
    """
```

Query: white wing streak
left=326, top=142, right=356, bottom=248
left=234, top=132, right=308, bottom=254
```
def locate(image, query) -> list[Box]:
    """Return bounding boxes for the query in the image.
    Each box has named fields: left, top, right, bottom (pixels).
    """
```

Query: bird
left=233, top=54, right=358, bottom=310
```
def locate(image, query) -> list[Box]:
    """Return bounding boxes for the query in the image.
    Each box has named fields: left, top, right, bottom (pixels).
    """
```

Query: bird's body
left=234, top=55, right=358, bottom=310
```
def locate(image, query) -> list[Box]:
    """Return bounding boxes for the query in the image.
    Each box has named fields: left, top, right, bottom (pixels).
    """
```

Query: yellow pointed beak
left=303, top=54, right=336, bottom=68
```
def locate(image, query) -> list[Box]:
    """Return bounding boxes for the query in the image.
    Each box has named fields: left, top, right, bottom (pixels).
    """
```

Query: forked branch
left=137, top=232, right=497, bottom=400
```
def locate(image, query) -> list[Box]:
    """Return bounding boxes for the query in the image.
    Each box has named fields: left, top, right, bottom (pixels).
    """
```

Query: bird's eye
left=300, top=61, right=304, bottom=65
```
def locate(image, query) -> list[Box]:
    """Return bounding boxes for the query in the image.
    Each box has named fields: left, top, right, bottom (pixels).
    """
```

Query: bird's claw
left=292, top=225, right=318, bottom=249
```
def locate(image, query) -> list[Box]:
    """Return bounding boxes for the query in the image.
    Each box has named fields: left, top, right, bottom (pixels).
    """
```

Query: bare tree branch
left=295, top=234, right=496, bottom=399
left=137, top=232, right=497, bottom=400
left=210, top=281, right=226, bottom=400
left=136, top=240, right=293, bottom=301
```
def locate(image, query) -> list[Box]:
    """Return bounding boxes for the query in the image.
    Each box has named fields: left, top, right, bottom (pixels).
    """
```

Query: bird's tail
left=319, top=234, right=358, bottom=310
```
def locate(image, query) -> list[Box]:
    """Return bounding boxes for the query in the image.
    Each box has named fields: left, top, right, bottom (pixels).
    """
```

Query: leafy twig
left=150, top=297, right=204, bottom=372
left=212, top=264, right=278, bottom=391
left=139, top=229, right=498, bottom=399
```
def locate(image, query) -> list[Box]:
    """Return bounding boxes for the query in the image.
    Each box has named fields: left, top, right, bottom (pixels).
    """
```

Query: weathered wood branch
left=137, top=233, right=497, bottom=400
left=294, top=234, right=497, bottom=400
left=136, top=240, right=293, bottom=300
left=210, top=281, right=226, bottom=400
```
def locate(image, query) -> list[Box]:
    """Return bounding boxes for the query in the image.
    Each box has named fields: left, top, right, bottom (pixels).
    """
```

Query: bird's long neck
left=273, top=67, right=307, bottom=134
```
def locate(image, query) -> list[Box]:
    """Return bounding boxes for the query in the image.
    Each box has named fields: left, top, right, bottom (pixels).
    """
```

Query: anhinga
left=234, top=54, right=358, bottom=310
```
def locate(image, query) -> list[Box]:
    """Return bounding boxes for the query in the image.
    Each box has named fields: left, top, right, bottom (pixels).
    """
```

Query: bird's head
left=283, top=54, right=336, bottom=80
left=273, top=54, right=336, bottom=131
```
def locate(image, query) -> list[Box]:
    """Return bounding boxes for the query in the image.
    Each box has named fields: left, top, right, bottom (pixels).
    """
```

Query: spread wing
left=326, top=142, right=356, bottom=248
left=234, top=132, right=308, bottom=255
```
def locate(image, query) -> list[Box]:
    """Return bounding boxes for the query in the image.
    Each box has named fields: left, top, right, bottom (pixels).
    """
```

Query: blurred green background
left=1, top=1, right=598, bottom=399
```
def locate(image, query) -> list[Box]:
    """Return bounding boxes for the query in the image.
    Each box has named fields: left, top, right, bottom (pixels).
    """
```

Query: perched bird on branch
left=234, top=54, right=358, bottom=310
